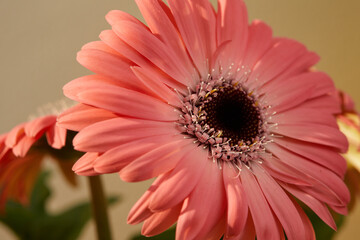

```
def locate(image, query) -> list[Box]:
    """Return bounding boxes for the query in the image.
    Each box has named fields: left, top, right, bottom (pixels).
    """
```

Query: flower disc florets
left=178, top=74, right=269, bottom=164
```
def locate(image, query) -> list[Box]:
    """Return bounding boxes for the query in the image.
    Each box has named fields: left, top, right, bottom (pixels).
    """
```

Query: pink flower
left=337, top=91, right=360, bottom=210
left=59, top=0, right=349, bottom=239
left=0, top=115, right=74, bottom=210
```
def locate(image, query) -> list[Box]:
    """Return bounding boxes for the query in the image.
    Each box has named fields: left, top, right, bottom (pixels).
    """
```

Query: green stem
left=88, top=175, right=112, bottom=240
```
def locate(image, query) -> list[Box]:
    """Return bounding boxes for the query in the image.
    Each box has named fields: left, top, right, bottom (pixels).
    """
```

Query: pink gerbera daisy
left=59, top=0, right=349, bottom=239
left=0, top=115, right=76, bottom=210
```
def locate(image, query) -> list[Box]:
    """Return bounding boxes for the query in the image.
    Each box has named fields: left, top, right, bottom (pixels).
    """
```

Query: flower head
left=0, top=115, right=76, bottom=210
left=337, top=91, right=360, bottom=210
left=59, top=0, right=349, bottom=239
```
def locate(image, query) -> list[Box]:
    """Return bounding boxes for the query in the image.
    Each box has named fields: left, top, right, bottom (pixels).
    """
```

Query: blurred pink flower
left=0, top=115, right=75, bottom=210
left=337, top=91, right=360, bottom=211
left=59, top=0, right=349, bottom=239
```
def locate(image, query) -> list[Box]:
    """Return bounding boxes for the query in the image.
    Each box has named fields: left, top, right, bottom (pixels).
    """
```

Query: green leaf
left=0, top=171, right=120, bottom=240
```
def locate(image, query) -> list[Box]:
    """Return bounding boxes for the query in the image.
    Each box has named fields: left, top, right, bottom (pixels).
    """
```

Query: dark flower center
left=203, top=86, right=260, bottom=145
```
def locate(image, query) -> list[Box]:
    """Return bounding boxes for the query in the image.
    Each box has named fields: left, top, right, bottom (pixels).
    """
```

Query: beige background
left=0, top=0, right=359, bottom=239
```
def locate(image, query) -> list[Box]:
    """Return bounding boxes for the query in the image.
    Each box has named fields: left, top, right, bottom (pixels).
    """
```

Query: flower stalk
left=88, top=175, right=112, bottom=240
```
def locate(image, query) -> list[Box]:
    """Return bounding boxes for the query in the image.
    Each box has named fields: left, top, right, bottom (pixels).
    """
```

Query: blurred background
left=0, top=0, right=359, bottom=239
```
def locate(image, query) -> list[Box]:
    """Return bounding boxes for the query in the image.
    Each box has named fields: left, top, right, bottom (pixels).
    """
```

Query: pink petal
left=112, top=20, right=195, bottom=86
left=149, top=146, right=208, bottom=211
left=236, top=214, right=256, bottom=240
left=81, top=40, right=121, bottom=56
left=268, top=143, right=350, bottom=206
left=93, top=136, right=173, bottom=174
left=12, top=136, right=37, bottom=157
left=291, top=198, right=316, bottom=240
left=127, top=175, right=166, bottom=225
left=76, top=49, right=150, bottom=93
left=271, top=107, right=338, bottom=128
left=57, top=103, right=118, bottom=132
left=282, top=183, right=336, bottom=230
left=119, top=138, right=192, bottom=182
left=46, top=124, right=66, bottom=149
left=135, top=0, right=195, bottom=74
left=275, top=137, right=347, bottom=177
left=240, top=166, right=280, bottom=240
left=106, top=10, right=148, bottom=29
left=24, top=115, right=56, bottom=137
left=223, top=165, right=248, bottom=238
left=72, top=152, right=100, bottom=176
left=73, top=118, right=177, bottom=152
left=99, top=30, right=187, bottom=93
left=141, top=203, right=182, bottom=237
left=267, top=51, right=320, bottom=83
left=63, top=74, right=125, bottom=101
left=76, top=84, right=178, bottom=122
left=253, top=163, right=305, bottom=240
left=202, top=216, right=226, bottom=240
left=5, top=123, right=26, bottom=148
left=249, top=39, right=307, bottom=87
left=176, top=162, right=226, bottom=240
left=168, top=0, right=215, bottom=78
left=262, top=154, right=312, bottom=186
left=300, top=94, right=341, bottom=114
left=273, top=124, right=348, bottom=153
left=217, top=0, right=248, bottom=67
left=131, top=66, right=180, bottom=106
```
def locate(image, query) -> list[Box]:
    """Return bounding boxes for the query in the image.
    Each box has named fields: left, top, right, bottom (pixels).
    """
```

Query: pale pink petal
left=73, top=118, right=177, bottom=152
left=249, top=39, right=307, bottom=86
left=57, top=103, right=118, bottom=132
left=267, top=51, right=319, bottom=83
left=223, top=165, right=248, bottom=238
left=72, top=152, right=100, bottom=176
left=291, top=198, right=316, bottom=240
left=300, top=94, right=341, bottom=114
left=268, top=143, right=350, bottom=206
left=81, top=40, right=121, bottom=56
left=176, top=162, right=226, bottom=240
left=240, top=166, right=280, bottom=240
left=127, top=175, right=166, bottom=225
left=328, top=204, right=348, bottom=215
left=275, top=137, right=347, bottom=177
left=262, top=155, right=312, bottom=186
left=76, top=49, right=150, bottom=93
left=112, top=20, right=195, bottom=86
left=131, top=66, right=181, bottom=106
left=106, top=10, right=148, bottom=29
left=237, top=214, right=256, bottom=240
left=149, top=146, right=208, bottom=211
left=119, top=138, right=192, bottom=182
left=12, top=136, right=37, bottom=157
left=202, top=216, right=227, bottom=240
left=273, top=124, right=348, bottom=153
left=217, top=0, right=248, bottom=67
left=241, top=20, right=273, bottom=69
left=253, top=163, right=305, bottom=240
left=46, top=124, right=66, bottom=149
left=5, top=123, right=26, bottom=148
left=93, top=136, right=173, bottom=174
left=76, top=84, right=178, bottom=122
left=282, top=183, right=336, bottom=230
left=63, top=74, right=125, bottom=101
left=135, top=0, right=195, bottom=74
left=99, top=30, right=187, bottom=93
left=271, top=107, right=338, bottom=128
left=167, top=0, right=215, bottom=78
left=142, top=203, right=182, bottom=237
left=24, top=115, right=56, bottom=137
